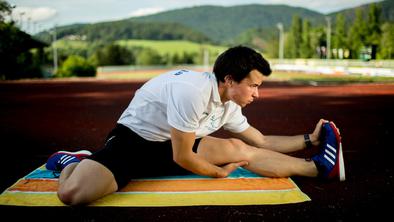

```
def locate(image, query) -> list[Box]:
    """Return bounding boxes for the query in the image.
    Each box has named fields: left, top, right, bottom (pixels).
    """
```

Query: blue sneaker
left=312, top=122, right=346, bottom=181
left=45, top=150, right=92, bottom=171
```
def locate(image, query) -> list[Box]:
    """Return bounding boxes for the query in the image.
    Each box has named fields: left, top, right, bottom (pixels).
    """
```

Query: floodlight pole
left=52, top=25, right=58, bottom=74
left=276, top=23, right=284, bottom=60
left=325, top=16, right=331, bottom=59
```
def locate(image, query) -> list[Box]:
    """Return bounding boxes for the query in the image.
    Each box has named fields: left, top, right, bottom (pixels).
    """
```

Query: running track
left=0, top=80, right=393, bottom=221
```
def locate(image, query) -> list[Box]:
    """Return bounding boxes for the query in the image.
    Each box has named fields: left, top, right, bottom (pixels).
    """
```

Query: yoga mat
left=0, top=165, right=310, bottom=206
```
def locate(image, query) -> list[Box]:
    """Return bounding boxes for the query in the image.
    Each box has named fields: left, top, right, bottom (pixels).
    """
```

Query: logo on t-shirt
left=174, top=70, right=189, bottom=76
left=208, top=114, right=221, bottom=130
left=204, top=108, right=224, bottom=131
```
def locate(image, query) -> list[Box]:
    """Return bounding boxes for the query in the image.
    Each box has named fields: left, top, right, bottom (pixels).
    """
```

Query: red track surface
left=0, top=79, right=393, bottom=221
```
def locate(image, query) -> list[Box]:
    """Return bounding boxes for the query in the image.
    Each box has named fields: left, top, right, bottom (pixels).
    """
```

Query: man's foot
left=311, top=122, right=346, bottom=181
left=45, top=150, right=92, bottom=171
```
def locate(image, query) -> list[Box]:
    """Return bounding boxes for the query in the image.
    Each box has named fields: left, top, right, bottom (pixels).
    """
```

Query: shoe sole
left=56, top=150, right=92, bottom=156
left=48, top=150, right=92, bottom=161
left=338, top=142, right=346, bottom=181
left=329, top=122, right=346, bottom=181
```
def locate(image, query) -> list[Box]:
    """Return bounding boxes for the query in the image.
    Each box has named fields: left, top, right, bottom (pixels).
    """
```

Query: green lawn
left=53, top=40, right=88, bottom=48
left=53, top=39, right=227, bottom=65
left=53, top=39, right=227, bottom=56
left=116, top=39, right=227, bottom=56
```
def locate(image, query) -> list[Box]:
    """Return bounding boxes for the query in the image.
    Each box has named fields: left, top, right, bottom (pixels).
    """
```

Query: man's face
left=226, top=69, right=264, bottom=107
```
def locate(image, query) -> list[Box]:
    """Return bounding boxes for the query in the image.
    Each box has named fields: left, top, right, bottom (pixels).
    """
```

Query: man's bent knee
left=57, top=159, right=118, bottom=206
left=227, top=138, right=253, bottom=160
left=57, top=181, right=86, bottom=205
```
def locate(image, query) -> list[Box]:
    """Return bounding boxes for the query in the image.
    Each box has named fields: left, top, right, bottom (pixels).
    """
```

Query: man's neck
left=217, top=82, right=229, bottom=104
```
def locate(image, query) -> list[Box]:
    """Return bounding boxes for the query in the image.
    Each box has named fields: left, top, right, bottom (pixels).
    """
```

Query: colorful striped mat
left=0, top=165, right=310, bottom=206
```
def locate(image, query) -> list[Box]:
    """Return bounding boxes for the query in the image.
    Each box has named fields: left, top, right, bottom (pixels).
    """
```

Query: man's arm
left=170, top=127, right=247, bottom=177
left=230, top=119, right=326, bottom=153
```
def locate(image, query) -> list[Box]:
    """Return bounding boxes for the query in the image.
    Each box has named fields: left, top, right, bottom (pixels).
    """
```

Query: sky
left=7, top=0, right=382, bottom=34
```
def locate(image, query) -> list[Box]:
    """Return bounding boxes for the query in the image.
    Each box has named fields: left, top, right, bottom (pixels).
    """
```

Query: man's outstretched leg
left=197, top=137, right=319, bottom=178
left=197, top=122, right=345, bottom=181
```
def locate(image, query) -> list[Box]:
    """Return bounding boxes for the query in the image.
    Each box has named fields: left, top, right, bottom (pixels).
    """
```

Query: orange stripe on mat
left=9, top=179, right=58, bottom=192
left=10, top=178, right=295, bottom=193
left=121, top=178, right=295, bottom=192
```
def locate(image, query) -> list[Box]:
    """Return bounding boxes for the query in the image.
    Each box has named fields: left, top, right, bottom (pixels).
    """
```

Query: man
left=46, top=46, right=345, bottom=206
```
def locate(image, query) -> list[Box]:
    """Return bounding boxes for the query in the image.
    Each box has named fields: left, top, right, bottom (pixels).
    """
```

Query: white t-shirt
left=117, top=70, right=250, bottom=141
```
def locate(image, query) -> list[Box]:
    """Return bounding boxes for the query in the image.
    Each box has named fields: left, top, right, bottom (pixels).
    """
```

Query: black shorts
left=87, top=124, right=201, bottom=190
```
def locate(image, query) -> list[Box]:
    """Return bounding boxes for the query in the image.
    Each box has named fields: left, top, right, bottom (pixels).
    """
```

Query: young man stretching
left=46, top=46, right=345, bottom=205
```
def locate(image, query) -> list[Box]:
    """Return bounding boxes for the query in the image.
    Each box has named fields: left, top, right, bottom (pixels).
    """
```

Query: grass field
left=53, top=40, right=88, bottom=49
left=117, top=39, right=227, bottom=56
left=53, top=39, right=227, bottom=58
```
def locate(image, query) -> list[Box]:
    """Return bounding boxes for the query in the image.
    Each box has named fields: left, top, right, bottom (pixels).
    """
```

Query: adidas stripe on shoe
left=312, top=122, right=346, bottom=181
left=45, top=150, right=92, bottom=171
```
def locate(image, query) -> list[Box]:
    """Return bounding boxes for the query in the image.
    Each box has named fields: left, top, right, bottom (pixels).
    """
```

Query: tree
left=0, top=22, right=47, bottom=79
left=135, top=48, right=164, bottom=65
left=333, top=14, right=347, bottom=50
left=0, top=0, right=13, bottom=23
left=94, top=44, right=134, bottom=66
left=300, top=19, right=313, bottom=58
left=309, top=26, right=326, bottom=59
left=56, top=55, right=96, bottom=77
left=348, top=9, right=367, bottom=59
left=378, top=23, right=394, bottom=59
left=366, top=3, right=382, bottom=59
left=287, top=15, right=303, bottom=58
left=0, top=1, right=48, bottom=79
left=366, top=3, right=382, bottom=46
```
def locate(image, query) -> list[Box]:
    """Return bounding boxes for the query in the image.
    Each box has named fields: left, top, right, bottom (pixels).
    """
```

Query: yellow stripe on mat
left=0, top=187, right=309, bottom=207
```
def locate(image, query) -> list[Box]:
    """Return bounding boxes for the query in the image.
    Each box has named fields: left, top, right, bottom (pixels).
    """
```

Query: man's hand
left=310, top=119, right=340, bottom=146
left=216, top=161, right=249, bottom=178
left=171, top=127, right=248, bottom=178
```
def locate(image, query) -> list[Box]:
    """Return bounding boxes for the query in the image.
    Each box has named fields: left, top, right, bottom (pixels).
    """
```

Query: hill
left=328, top=0, right=393, bottom=24
left=36, top=20, right=210, bottom=44
left=35, top=1, right=393, bottom=45
left=131, top=4, right=324, bottom=43
left=36, top=4, right=325, bottom=44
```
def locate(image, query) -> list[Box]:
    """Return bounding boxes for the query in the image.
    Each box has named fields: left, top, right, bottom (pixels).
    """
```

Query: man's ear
left=224, top=75, right=233, bottom=86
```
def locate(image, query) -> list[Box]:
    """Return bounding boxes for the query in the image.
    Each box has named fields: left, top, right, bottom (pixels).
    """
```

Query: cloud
left=128, top=7, right=165, bottom=17
left=12, top=6, right=57, bottom=22
left=261, top=0, right=379, bottom=13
